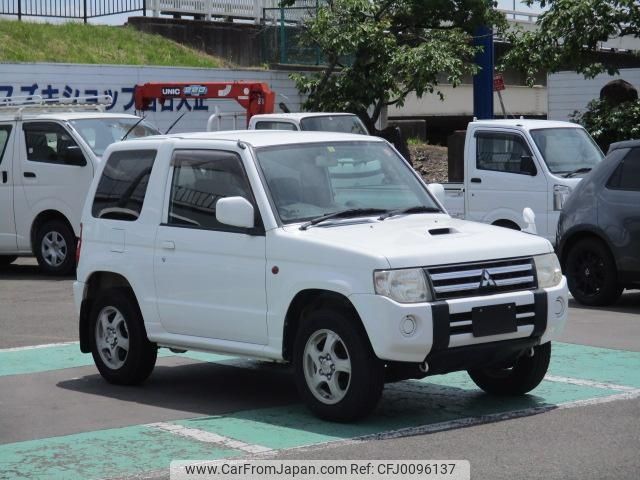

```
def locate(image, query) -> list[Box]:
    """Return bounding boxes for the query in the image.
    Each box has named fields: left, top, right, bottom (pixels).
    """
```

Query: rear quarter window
left=91, top=150, right=157, bottom=221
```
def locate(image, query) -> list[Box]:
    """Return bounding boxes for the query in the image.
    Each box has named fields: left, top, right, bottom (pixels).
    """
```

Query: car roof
left=251, top=112, right=358, bottom=122
left=470, top=119, right=583, bottom=130
left=137, top=130, right=384, bottom=149
left=607, top=139, right=640, bottom=153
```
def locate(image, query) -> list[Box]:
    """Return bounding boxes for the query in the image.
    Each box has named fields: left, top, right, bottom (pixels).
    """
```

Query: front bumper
left=350, top=276, right=568, bottom=363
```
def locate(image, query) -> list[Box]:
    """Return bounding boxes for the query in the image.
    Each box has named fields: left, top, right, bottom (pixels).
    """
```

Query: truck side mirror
left=522, top=207, right=537, bottom=234
left=216, top=197, right=255, bottom=229
left=520, top=155, right=537, bottom=176
left=64, top=145, right=87, bottom=166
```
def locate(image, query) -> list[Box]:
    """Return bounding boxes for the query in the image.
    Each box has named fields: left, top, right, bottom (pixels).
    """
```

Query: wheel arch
left=281, top=289, right=365, bottom=362
left=558, top=227, right=614, bottom=269
left=79, top=271, right=139, bottom=353
left=30, top=210, right=75, bottom=254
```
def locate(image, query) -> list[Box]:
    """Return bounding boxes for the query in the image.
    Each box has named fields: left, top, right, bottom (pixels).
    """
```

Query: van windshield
left=530, top=128, right=604, bottom=176
left=255, top=141, right=440, bottom=224
left=300, top=115, right=369, bottom=135
left=69, top=117, right=159, bottom=156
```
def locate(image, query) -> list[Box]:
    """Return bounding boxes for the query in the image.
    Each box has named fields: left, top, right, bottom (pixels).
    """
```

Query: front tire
left=565, top=238, right=622, bottom=306
left=34, top=219, right=76, bottom=275
left=294, top=309, right=384, bottom=422
left=90, top=288, right=157, bottom=385
left=468, top=342, right=551, bottom=395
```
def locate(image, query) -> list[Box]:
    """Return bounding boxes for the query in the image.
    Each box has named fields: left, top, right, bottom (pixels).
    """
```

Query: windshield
left=300, top=115, right=369, bottom=135
left=69, top=118, right=160, bottom=156
left=530, top=128, right=604, bottom=175
left=255, top=141, right=440, bottom=225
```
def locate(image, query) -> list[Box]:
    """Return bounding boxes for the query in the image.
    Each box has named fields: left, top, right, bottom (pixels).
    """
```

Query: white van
left=0, top=97, right=159, bottom=274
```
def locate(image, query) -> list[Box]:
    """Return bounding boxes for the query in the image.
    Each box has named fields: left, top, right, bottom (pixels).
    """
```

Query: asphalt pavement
left=0, top=257, right=639, bottom=480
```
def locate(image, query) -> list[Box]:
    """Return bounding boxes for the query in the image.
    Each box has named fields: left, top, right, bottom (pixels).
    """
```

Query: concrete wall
left=0, top=63, right=303, bottom=133
left=548, top=69, right=640, bottom=121
left=128, top=17, right=266, bottom=67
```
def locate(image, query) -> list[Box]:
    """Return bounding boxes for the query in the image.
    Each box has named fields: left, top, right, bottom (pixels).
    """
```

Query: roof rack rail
left=0, top=95, right=114, bottom=118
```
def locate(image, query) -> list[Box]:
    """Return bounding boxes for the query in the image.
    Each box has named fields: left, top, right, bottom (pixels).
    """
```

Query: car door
left=467, top=130, right=548, bottom=237
left=601, top=147, right=640, bottom=278
left=0, top=123, right=17, bottom=252
left=14, top=121, right=93, bottom=249
left=154, top=148, right=268, bottom=344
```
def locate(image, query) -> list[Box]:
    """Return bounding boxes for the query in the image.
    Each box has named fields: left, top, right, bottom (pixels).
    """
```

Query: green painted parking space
left=1, top=342, right=639, bottom=480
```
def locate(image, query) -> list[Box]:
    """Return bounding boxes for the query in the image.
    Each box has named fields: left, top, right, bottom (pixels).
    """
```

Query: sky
left=1, top=1, right=545, bottom=26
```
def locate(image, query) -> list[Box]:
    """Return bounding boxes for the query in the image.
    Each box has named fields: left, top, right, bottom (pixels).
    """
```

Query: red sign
left=493, top=74, right=505, bottom=92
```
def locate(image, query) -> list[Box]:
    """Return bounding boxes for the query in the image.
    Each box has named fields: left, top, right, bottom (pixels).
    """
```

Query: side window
left=168, top=150, right=253, bottom=231
left=0, top=125, right=12, bottom=165
left=91, top=150, right=156, bottom=221
left=476, top=132, right=536, bottom=175
left=23, top=122, right=86, bottom=166
left=254, top=121, right=298, bottom=131
left=607, top=148, right=640, bottom=191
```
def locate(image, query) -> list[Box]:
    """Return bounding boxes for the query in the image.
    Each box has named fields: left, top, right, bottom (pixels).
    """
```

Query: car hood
left=282, top=214, right=553, bottom=269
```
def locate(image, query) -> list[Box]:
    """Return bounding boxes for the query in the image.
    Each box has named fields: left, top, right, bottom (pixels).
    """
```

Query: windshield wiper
left=378, top=205, right=441, bottom=220
left=563, top=167, right=592, bottom=178
left=299, top=208, right=387, bottom=230
left=120, top=116, right=145, bottom=141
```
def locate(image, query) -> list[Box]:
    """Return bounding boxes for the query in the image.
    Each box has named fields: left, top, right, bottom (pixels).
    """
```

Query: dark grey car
left=557, top=140, right=640, bottom=306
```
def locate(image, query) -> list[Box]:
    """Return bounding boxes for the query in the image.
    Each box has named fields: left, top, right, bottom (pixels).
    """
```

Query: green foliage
left=502, top=1, right=640, bottom=84
left=571, top=99, right=640, bottom=151
left=289, top=0, right=507, bottom=131
left=0, top=20, right=222, bottom=67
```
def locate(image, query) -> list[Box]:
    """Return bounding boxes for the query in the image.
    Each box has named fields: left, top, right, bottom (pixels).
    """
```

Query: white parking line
left=544, top=374, right=640, bottom=393
left=0, top=341, right=79, bottom=352
left=149, top=422, right=272, bottom=454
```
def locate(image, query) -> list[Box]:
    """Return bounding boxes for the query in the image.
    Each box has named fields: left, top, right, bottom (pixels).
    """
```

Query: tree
left=571, top=99, right=640, bottom=150
left=502, top=0, right=640, bottom=83
left=286, top=0, right=507, bottom=133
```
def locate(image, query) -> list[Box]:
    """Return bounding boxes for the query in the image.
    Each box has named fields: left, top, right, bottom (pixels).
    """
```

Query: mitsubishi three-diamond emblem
left=480, top=269, right=497, bottom=289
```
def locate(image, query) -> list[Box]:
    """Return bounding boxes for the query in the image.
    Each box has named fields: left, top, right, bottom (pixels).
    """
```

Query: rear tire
left=34, top=219, right=76, bottom=276
left=468, top=342, right=551, bottom=395
left=90, top=288, right=157, bottom=385
left=294, top=309, right=384, bottom=422
left=565, top=238, right=621, bottom=306
left=0, top=255, right=17, bottom=268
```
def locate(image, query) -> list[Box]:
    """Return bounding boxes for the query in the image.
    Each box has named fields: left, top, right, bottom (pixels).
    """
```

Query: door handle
left=470, top=177, right=482, bottom=183
left=24, top=172, right=36, bottom=178
left=1, top=171, right=6, bottom=183
left=161, top=240, right=175, bottom=250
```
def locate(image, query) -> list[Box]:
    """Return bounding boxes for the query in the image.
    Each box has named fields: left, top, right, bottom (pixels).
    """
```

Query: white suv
left=74, top=130, right=568, bottom=421
left=0, top=98, right=158, bottom=274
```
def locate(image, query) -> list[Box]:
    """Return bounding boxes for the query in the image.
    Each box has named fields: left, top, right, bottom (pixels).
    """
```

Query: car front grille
left=425, top=257, right=537, bottom=300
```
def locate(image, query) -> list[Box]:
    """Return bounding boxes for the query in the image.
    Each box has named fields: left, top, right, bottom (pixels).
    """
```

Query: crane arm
left=133, top=82, right=276, bottom=126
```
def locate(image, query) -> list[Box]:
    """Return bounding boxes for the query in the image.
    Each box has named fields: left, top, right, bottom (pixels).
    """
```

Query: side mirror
left=522, top=207, right=537, bottom=234
left=216, top=197, right=255, bottom=229
left=64, top=145, right=87, bottom=166
left=427, top=183, right=445, bottom=205
left=520, top=155, right=536, bottom=176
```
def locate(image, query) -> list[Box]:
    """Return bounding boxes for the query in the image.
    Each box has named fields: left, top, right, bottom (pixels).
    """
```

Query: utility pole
left=473, top=24, right=494, bottom=120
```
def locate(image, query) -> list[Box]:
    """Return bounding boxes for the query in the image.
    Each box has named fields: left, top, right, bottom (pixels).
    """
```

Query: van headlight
left=553, top=185, right=572, bottom=210
left=374, top=268, right=432, bottom=303
left=534, top=253, right=563, bottom=288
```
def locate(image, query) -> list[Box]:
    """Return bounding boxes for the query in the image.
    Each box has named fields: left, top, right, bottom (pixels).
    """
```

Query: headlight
left=553, top=184, right=572, bottom=211
left=534, top=253, right=563, bottom=288
left=374, top=268, right=432, bottom=303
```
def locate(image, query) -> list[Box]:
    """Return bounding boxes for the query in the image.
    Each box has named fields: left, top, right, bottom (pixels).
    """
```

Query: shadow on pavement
left=569, top=291, right=640, bottom=314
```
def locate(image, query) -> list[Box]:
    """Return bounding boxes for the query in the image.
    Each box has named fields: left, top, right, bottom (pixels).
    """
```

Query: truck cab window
left=476, top=133, right=535, bottom=175
left=23, top=122, right=86, bottom=166
left=254, top=121, right=297, bottom=131
left=0, top=125, right=12, bottom=165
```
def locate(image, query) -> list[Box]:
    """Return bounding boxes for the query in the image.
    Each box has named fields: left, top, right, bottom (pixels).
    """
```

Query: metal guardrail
left=0, top=0, right=147, bottom=23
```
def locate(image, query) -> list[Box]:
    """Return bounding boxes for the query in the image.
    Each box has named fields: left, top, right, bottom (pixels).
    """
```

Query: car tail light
left=76, top=223, right=82, bottom=265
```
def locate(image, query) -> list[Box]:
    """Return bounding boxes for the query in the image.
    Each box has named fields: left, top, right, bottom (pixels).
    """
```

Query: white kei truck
left=74, top=130, right=568, bottom=422
left=441, top=119, right=604, bottom=245
left=0, top=96, right=159, bottom=274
